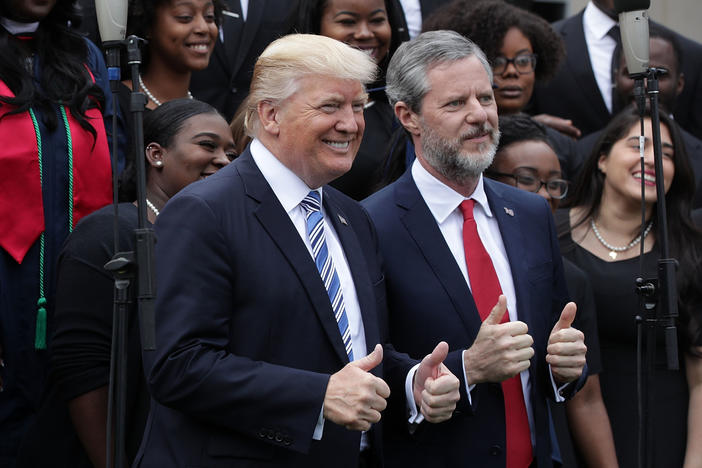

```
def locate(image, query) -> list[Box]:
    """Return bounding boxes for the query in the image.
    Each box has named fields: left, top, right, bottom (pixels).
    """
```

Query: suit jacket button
left=267, top=429, right=275, bottom=440
left=490, top=445, right=502, bottom=456
left=231, top=87, right=238, bottom=94
left=283, top=436, right=292, bottom=446
left=275, top=432, right=283, bottom=442
left=257, top=428, right=266, bottom=438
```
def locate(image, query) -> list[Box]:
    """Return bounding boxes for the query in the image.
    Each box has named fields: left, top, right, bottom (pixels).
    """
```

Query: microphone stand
left=633, top=68, right=680, bottom=468
left=102, top=34, right=156, bottom=468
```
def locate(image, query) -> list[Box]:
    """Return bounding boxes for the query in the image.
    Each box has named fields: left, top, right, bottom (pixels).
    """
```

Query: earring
left=155, top=160, right=163, bottom=167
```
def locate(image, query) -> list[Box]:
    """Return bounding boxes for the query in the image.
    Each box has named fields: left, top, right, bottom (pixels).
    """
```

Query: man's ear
left=395, top=101, right=421, bottom=137
left=258, top=100, right=281, bottom=136
left=675, top=71, right=685, bottom=98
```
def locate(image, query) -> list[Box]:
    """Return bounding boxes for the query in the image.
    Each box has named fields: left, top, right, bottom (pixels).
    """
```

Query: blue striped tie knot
left=300, top=191, right=354, bottom=361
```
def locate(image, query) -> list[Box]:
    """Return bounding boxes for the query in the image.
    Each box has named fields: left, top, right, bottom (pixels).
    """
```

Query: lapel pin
left=222, top=10, right=240, bottom=18
left=504, top=207, right=514, bottom=217
left=338, top=214, right=348, bottom=225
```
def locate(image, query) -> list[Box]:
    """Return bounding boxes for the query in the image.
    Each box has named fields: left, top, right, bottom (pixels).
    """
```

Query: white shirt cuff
left=548, top=364, right=568, bottom=402
left=313, top=405, right=325, bottom=440
left=405, top=363, right=425, bottom=424
left=461, top=350, right=476, bottom=404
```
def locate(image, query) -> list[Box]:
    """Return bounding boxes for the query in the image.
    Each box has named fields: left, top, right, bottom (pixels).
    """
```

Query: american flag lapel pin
left=504, top=207, right=514, bottom=217
left=338, top=214, right=348, bottom=225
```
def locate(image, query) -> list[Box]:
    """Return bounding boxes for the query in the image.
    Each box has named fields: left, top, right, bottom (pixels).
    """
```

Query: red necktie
left=459, top=199, right=533, bottom=468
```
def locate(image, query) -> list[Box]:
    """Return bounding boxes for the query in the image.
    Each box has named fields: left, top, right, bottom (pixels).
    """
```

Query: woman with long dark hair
left=0, top=0, right=120, bottom=463
left=558, top=105, right=702, bottom=466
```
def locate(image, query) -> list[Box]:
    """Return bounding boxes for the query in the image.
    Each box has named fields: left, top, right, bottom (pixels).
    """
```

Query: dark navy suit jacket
left=134, top=149, right=401, bottom=468
left=363, top=172, right=578, bottom=468
left=190, top=0, right=297, bottom=121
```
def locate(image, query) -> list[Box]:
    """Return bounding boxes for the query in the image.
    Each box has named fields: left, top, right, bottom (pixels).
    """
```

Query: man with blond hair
left=134, top=34, right=459, bottom=468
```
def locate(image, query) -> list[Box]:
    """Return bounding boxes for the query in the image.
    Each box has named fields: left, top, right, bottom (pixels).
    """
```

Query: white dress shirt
left=250, top=138, right=368, bottom=364
left=407, top=159, right=566, bottom=443
left=398, top=0, right=422, bottom=39
left=250, top=138, right=369, bottom=445
left=583, top=1, right=618, bottom=113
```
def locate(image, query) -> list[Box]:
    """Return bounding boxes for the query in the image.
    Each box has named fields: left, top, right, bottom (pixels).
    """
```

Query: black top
left=17, top=203, right=150, bottom=467
left=556, top=209, right=697, bottom=468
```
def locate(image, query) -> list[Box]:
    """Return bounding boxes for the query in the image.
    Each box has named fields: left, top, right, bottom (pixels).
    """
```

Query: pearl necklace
left=138, top=75, right=193, bottom=107
left=145, top=198, right=160, bottom=216
left=590, top=219, right=653, bottom=260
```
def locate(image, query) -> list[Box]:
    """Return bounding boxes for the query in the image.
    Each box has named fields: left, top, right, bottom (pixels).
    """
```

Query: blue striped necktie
left=300, top=190, right=354, bottom=361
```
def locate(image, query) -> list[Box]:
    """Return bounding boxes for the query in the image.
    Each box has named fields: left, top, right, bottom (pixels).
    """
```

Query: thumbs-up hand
left=464, top=296, right=534, bottom=384
left=413, top=342, right=460, bottom=423
left=324, top=344, right=391, bottom=431
left=546, top=302, right=587, bottom=384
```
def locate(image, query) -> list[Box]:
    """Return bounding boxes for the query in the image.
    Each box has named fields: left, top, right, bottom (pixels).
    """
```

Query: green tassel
left=35, top=297, right=47, bottom=350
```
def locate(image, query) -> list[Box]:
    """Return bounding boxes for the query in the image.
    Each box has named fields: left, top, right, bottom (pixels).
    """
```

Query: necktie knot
left=459, top=199, right=476, bottom=222
left=300, top=190, right=322, bottom=216
left=607, top=24, right=621, bottom=41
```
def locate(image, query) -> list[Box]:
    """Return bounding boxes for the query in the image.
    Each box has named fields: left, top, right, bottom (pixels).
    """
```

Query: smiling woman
left=288, top=0, right=409, bottom=200
left=560, top=105, right=702, bottom=467
left=117, top=0, right=223, bottom=202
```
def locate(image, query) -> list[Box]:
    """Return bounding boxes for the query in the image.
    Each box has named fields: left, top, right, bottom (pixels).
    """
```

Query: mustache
left=459, top=122, right=497, bottom=140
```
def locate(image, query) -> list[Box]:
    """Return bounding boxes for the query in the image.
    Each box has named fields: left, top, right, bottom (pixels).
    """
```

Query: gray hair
left=386, top=30, right=493, bottom=113
left=245, top=33, right=377, bottom=137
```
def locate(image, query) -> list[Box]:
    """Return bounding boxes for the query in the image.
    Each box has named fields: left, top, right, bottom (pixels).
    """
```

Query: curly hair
left=0, top=0, right=104, bottom=135
left=423, top=0, right=565, bottom=82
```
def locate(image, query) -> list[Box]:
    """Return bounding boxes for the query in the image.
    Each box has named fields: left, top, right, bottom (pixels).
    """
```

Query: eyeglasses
left=486, top=171, right=569, bottom=199
left=493, top=53, right=538, bottom=75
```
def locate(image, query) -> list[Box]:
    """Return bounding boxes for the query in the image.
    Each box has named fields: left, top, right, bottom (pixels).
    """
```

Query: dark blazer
left=190, top=0, right=297, bottom=121
left=530, top=10, right=702, bottom=140
left=574, top=125, right=702, bottom=208
left=133, top=149, right=399, bottom=468
left=363, top=173, right=577, bottom=468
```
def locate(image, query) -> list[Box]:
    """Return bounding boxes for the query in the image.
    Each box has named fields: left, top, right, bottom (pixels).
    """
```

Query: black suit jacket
left=190, top=0, right=297, bottom=121
left=133, top=149, right=406, bottom=467
left=574, top=125, right=702, bottom=208
left=363, top=173, right=582, bottom=468
left=530, top=9, right=702, bottom=140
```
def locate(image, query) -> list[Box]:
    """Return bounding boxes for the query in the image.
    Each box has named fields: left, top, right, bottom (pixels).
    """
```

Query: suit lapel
left=562, top=11, right=610, bottom=119
left=483, top=180, right=531, bottom=326
left=236, top=152, right=351, bottom=364
left=232, top=0, right=265, bottom=78
left=219, top=0, right=244, bottom=75
left=394, top=172, right=483, bottom=335
left=324, top=192, right=381, bottom=355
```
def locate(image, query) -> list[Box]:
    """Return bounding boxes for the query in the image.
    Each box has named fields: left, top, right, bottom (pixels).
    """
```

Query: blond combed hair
left=244, top=34, right=377, bottom=137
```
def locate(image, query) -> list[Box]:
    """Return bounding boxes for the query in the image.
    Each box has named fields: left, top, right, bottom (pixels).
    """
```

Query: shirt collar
left=411, top=158, right=492, bottom=224
left=584, top=1, right=617, bottom=40
left=0, top=17, right=39, bottom=35
left=249, top=138, right=321, bottom=214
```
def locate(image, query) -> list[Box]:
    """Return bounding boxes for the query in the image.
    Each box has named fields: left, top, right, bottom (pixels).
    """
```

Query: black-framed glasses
left=493, top=53, right=538, bottom=75
left=486, top=171, right=569, bottom=199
